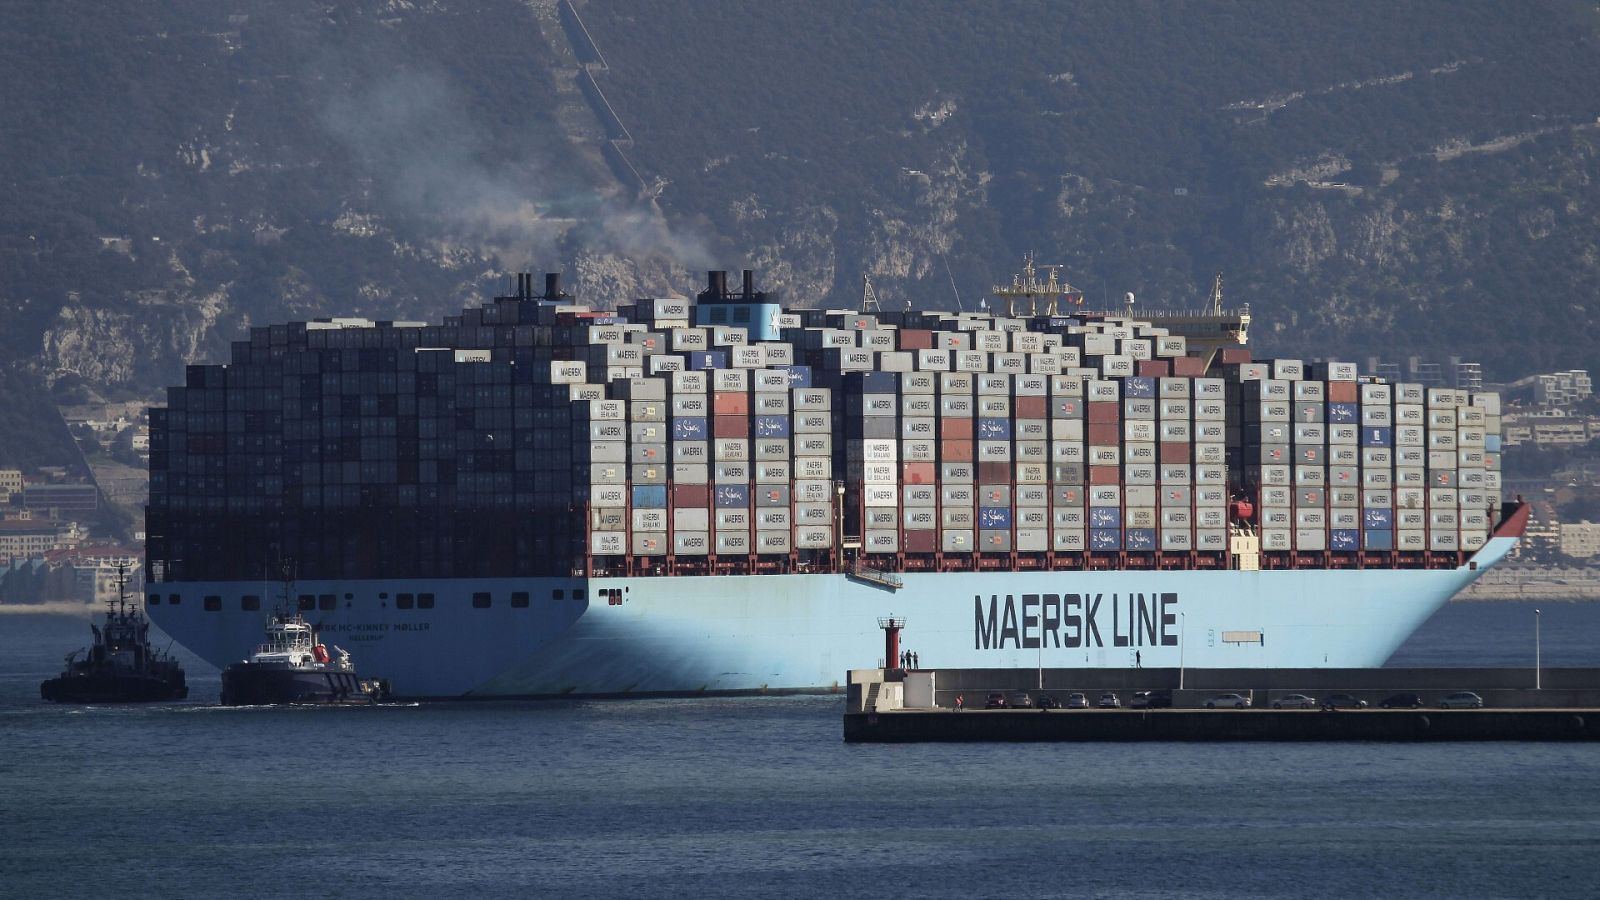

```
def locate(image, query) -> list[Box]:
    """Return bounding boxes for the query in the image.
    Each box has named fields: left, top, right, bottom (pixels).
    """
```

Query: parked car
left=1205, top=693, right=1251, bottom=709
left=1439, top=691, right=1485, bottom=709
left=984, top=692, right=1008, bottom=709
left=1379, top=693, right=1424, bottom=709
left=1272, top=694, right=1317, bottom=710
left=1035, top=694, right=1061, bottom=710
left=1065, top=693, right=1090, bottom=709
left=1131, top=690, right=1173, bottom=709
left=1323, top=693, right=1368, bottom=709
left=1097, top=692, right=1122, bottom=709
left=1008, top=691, right=1035, bottom=709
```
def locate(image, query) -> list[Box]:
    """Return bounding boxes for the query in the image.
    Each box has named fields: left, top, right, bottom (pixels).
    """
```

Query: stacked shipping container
left=145, top=278, right=1506, bottom=583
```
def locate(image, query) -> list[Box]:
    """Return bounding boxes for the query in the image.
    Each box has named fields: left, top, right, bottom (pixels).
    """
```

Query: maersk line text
left=974, top=593, right=1180, bottom=650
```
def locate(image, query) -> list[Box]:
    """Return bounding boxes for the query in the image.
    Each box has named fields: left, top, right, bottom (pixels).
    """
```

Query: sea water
left=2, top=602, right=1598, bottom=899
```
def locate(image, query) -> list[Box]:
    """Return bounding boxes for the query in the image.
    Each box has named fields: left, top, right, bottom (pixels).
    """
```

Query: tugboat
left=220, top=607, right=388, bottom=705
left=40, top=565, right=189, bottom=703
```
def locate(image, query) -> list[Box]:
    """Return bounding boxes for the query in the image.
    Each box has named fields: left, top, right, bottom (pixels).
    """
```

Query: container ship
left=144, top=268, right=1524, bottom=698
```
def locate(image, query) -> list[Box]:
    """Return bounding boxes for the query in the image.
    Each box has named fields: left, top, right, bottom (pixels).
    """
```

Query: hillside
left=1, top=0, right=1598, bottom=428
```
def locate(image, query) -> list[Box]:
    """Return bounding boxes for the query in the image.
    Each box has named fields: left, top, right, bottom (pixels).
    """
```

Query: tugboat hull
left=220, top=664, right=385, bottom=706
left=40, top=673, right=188, bottom=704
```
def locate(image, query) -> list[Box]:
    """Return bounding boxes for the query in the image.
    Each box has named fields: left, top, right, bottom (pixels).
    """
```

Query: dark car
left=1324, top=693, right=1368, bottom=709
left=1035, top=694, right=1061, bottom=710
left=1379, top=692, right=1424, bottom=709
left=984, top=692, right=1008, bottom=709
left=1131, top=690, right=1173, bottom=709
left=1008, top=691, right=1035, bottom=709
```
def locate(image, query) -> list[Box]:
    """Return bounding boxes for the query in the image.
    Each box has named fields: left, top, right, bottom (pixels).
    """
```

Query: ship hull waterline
left=144, top=534, right=1518, bottom=699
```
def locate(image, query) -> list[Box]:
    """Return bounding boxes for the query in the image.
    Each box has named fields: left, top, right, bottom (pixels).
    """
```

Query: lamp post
left=1535, top=608, right=1542, bottom=691
left=1179, top=612, right=1186, bottom=691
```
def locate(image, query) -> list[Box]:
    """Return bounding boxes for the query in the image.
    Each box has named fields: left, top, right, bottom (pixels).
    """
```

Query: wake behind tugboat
left=40, top=565, right=188, bottom=704
left=220, top=608, right=389, bottom=706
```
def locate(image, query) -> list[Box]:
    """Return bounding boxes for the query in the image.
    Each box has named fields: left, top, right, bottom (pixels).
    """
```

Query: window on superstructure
left=511, top=592, right=529, bottom=608
left=203, top=596, right=222, bottom=612
left=242, top=595, right=260, bottom=611
left=396, top=593, right=414, bottom=609
left=168, top=594, right=181, bottom=605
left=552, top=589, right=565, bottom=600
left=574, top=589, right=586, bottom=600
left=148, top=594, right=161, bottom=605
left=418, top=593, right=435, bottom=609
left=318, top=594, right=336, bottom=611
left=298, top=594, right=315, bottom=611
left=472, top=592, right=492, bottom=609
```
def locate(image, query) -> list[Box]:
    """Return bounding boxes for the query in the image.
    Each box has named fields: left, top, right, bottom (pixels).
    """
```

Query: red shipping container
left=672, top=484, right=710, bottom=507
left=713, top=391, right=749, bottom=416
left=903, top=530, right=939, bottom=553
left=940, top=439, right=974, bottom=462
left=978, top=461, right=1011, bottom=484
left=1170, top=356, right=1207, bottom=377
left=1014, top=396, right=1048, bottom=418
left=902, top=462, right=936, bottom=484
left=1088, top=465, right=1121, bottom=485
left=1087, top=401, right=1121, bottom=424
left=1159, top=442, right=1192, bottom=464
left=898, top=330, right=935, bottom=351
left=1219, top=348, right=1253, bottom=365
left=1326, top=381, right=1358, bottom=403
left=1136, top=359, right=1171, bottom=377
left=941, top=418, right=975, bottom=440
left=713, top=415, right=749, bottom=439
left=1086, top=423, right=1122, bottom=445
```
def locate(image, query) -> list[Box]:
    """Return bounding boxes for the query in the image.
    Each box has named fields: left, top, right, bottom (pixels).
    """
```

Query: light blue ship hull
left=147, top=535, right=1517, bottom=698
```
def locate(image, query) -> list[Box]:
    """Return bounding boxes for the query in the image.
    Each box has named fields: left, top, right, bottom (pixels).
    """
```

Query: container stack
left=145, top=271, right=1509, bottom=586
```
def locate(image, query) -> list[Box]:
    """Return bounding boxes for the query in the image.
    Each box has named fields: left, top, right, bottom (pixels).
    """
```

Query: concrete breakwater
left=845, top=666, right=1600, bottom=742
left=845, top=707, right=1600, bottom=742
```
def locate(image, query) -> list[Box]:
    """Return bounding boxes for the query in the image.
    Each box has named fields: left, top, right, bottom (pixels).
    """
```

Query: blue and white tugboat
left=41, top=566, right=188, bottom=704
left=220, top=608, right=388, bottom=706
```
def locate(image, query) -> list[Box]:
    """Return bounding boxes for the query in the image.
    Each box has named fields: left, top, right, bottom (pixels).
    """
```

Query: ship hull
left=146, top=535, right=1517, bottom=699
left=219, top=663, right=383, bottom=706
left=40, top=673, right=189, bottom=704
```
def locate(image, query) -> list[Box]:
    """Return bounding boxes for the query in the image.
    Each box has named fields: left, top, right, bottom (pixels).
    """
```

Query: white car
left=1205, top=693, right=1251, bottom=709
left=1439, top=691, right=1484, bottom=709
left=1097, top=692, right=1122, bottom=709
left=1272, top=694, right=1317, bottom=710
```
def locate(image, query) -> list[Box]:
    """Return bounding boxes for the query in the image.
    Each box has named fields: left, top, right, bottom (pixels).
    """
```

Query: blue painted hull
left=147, top=536, right=1517, bottom=698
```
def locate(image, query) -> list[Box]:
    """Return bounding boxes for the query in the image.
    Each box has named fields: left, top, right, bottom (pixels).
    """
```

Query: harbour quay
left=844, top=667, right=1600, bottom=742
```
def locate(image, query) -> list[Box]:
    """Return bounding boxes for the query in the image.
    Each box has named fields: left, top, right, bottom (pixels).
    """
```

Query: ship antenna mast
left=941, top=253, right=964, bottom=313
left=991, top=252, right=1075, bottom=317
left=1210, top=272, right=1224, bottom=316
left=861, top=274, right=882, bottom=314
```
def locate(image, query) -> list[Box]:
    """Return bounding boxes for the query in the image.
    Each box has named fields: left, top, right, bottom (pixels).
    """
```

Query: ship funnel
left=544, top=272, right=563, bottom=301
left=742, top=269, right=755, bottom=298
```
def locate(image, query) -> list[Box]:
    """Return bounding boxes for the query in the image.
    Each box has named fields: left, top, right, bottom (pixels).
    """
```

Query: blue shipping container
left=714, top=484, right=750, bottom=508
left=1330, top=529, right=1360, bottom=551
left=1089, top=507, right=1123, bottom=529
left=631, top=485, right=668, bottom=508
left=754, top=415, right=792, bottom=438
left=1327, top=402, right=1358, bottom=424
left=978, top=507, right=1012, bottom=529
left=1363, top=508, right=1394, bottom=529
left=687, top=351, right=727, bottom=371
left=672, top=417, right=708, bottom=441
left=977, top=418, right=1013, bottom=440
left=1361, top=426, right=1392, bottom=447
left=1124, top=528, right=1157, bottom=551
left=770, top=365, right=813, bottom=389
left=1123, top=377, right=1157, bottom=399
left=1089, top=529, right=1122, bottom=551
left=847, top=371, right=899, bottom=393
left=1363, top=529, right=1395, bottom=551
left=1486, top=434, right=1502, bottom=452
